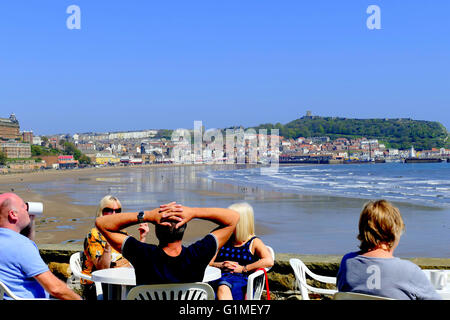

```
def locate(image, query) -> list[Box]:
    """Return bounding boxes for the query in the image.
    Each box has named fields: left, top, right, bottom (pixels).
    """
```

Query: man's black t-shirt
left=122, top=234, right=218, bottom=285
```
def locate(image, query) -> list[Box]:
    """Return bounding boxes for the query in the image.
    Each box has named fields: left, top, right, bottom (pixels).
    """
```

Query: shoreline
left=0, top=163, right=329, bottom=245
left=1, top=163, right=449, bottom=258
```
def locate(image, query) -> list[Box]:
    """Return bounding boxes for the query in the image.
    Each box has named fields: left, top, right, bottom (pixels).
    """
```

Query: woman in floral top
left=81, top=195, right=149, bottom=299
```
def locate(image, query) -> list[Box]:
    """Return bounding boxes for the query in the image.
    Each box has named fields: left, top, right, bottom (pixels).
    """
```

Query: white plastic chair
left=246, top=245, right=275, bottom=300
left=69, top=252, right=103, bottom=300
left=289, top=258, right=337, bottom=300
left=333, top=292, right=394, bottom=300
left=0, top=280, right=50, bottom=300
left=127, top=282, right=215, bottom=300
left=1, top=280, right=25, bottom=300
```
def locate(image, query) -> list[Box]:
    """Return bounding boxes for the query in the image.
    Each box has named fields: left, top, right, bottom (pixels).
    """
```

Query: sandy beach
left=0, top=164, right=257, bottom=245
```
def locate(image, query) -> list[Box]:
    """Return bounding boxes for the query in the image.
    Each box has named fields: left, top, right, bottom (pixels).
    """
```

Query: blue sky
left=0, top=1, right=449, bottom=135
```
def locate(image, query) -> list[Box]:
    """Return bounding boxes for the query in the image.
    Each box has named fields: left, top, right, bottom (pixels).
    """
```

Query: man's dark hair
left=155, top=219, right=187, bottom=243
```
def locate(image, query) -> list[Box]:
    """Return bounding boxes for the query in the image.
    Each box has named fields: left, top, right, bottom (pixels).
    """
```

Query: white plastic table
left=92, top=266, right=221, bottom=300
left=422, top=269, right=450, bottom=300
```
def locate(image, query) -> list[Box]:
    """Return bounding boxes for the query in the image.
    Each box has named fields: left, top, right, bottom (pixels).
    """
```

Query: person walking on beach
left=81, top=195, right=149, bottom=299
left=95, top=201, right=239, bottom=285
left=209, top=202, right=273, bottom=300
left=0, top=192, right=82, bottom=300
left=337, top=199, right=441, bottom=300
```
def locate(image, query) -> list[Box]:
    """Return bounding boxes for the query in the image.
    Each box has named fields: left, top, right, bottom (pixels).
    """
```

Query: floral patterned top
left=81, top=227, right=129, bottom=284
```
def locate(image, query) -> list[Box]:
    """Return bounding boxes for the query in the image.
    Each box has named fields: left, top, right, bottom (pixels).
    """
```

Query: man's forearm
left=96, top=209, right=159, bottom=233
left=95, top=209, right=160, bottom=252
left=52, top=284, right=83, bottom=300
left=36, top=271, right=82, bottom=300
left=189, top=207, right=239, bottom=226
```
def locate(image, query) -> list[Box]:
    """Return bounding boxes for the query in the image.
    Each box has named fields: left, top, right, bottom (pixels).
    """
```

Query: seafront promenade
left=39, top=243, right=450, bottom=300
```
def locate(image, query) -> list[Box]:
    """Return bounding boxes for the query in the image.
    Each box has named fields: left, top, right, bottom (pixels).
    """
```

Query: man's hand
left=159, top=204, right=196, bottom=229
left=159, top=206, right=239, bottom=249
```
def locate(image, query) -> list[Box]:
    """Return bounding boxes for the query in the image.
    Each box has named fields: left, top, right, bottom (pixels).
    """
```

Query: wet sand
left=0, top=165, right=263, bottom=245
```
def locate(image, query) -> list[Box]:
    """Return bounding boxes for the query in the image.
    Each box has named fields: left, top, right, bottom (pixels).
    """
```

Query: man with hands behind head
left=95, top=202, right=239, bottom=285
left=0, top=192, right=82, bottom=300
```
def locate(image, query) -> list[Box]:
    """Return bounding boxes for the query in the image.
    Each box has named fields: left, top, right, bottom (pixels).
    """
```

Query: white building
left=388, top=148, right=399, bottom=156
left=32, top=136, right=42, bottom=145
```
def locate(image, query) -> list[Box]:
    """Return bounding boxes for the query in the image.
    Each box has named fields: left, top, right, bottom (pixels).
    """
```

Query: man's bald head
left=0, top=193, right=29, bottom=231
left=0, top=193, right=20, bottom=213
left=0, top=193, right=14, bottom=218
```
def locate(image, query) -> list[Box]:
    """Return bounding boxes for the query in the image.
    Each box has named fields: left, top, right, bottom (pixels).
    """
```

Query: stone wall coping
left=38, top=244, right=450, bottom=268
left=276, top=253, right=450, bottom=267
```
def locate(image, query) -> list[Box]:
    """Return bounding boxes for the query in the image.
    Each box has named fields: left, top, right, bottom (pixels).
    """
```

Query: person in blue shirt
left=0, top=193, right=82, bottom=300
left=337, top=199, right=441, bottom=300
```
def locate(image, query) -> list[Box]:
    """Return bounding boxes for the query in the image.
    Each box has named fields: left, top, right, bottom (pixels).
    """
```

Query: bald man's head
left=0, top=193, right=15, bottom=220
left=0, top=193, right=30, bottom=232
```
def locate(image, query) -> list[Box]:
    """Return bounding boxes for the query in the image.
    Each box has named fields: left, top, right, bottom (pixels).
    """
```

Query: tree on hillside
left=31, top=145, right=59, bottom=157
left=59, top=140, right=91, bottom=164
left=251, top=117, right=448, bottom=150
left=41, top=136, right=49, bottom=147
left=78, top=154, right=92, bottom=165
left=0, top=151, right=7, bottom=165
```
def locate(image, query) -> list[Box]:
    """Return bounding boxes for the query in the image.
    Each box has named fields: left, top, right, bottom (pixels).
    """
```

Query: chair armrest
left=79, top=273, right=93, bottom=281
left=304, top=268, right=336, bottom=284
left=246, top=269, right=267, bottom=300
left=311, top=274, right=336, bottom=285
left=247, top=269, right=265, bottom=283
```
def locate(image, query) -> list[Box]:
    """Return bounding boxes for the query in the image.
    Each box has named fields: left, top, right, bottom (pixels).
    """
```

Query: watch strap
left=137, top=211, right=145, bottom=223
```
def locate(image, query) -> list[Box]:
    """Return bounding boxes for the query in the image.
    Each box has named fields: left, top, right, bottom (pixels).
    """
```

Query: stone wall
left=39, top=244, right=450, bottom=300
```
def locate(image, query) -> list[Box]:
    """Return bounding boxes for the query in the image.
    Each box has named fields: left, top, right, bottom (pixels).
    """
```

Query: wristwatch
left=137, top=211, right=145, bottom=223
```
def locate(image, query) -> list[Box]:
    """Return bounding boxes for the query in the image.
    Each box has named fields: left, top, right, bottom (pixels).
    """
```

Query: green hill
left=251, top=116, right=449, bottom=150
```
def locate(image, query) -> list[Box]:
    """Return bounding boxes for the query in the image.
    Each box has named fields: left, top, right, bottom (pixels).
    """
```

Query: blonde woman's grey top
left=337, top=252, right=442, bottom=300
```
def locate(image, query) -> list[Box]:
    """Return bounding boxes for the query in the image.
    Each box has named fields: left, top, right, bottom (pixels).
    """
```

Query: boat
left=404, top=158, right=443, bottom=163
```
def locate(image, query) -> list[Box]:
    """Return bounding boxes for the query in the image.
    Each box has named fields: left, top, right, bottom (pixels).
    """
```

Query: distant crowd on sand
left=0, top=191, right=443, bottom=300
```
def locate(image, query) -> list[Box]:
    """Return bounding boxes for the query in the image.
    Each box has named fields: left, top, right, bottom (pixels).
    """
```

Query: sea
left=29, top=162, right=450, bottom=258
left=201, top=162, right=450, bottom=209
left=199, top=162, right=450, bottom=258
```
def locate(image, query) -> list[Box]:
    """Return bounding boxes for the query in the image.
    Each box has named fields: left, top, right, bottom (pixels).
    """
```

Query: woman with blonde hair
left=209, top=202, right=274, bottom=300
left=81, top=195, right=149, bottom=299
left=337, top=199, right=441, bottom=300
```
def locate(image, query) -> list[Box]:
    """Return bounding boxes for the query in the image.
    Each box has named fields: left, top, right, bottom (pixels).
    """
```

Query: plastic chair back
left=127, top=282, right=215, bottom=300
left=289, top=258, right=337, bottom=300
left=0, top=280, right=52, bottom=300
left=246, top=245, right=275, bottom=300
left=0, top=280, right=23, bottom=300
left=69, top=252, right=91, bottom=281
left=69, top=252, right=103, bottom=300
left=334, top=292, right=394, bottom=300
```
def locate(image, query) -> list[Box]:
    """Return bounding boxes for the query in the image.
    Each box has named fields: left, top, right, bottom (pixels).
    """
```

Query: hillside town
left=1, top=113, right=450, bottom=173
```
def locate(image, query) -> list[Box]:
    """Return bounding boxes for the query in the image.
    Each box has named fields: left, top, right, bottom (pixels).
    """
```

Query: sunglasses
left=102, top=207, right=122, bottom=214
